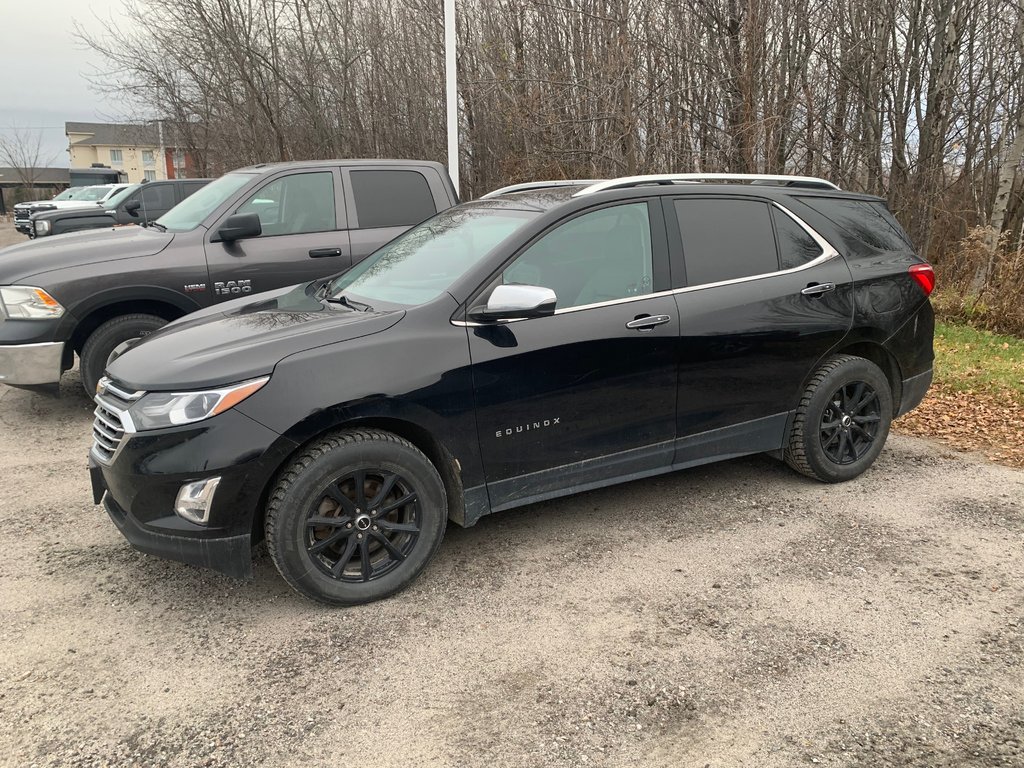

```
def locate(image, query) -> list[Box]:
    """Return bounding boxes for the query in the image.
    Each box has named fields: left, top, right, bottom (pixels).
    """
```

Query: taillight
left=909, top=263, right=935, bottom=296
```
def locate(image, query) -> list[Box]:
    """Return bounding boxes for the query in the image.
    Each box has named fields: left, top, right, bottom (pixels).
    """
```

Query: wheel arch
left=250, top=413, right=467, bottom=544
left=67, top=289, right=199, bottom=355
left=830, top=340, right=904, bottom=416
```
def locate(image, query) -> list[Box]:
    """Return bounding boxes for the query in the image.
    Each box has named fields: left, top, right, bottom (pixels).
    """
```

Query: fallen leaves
left=894, top=383, right=1024, bottom=468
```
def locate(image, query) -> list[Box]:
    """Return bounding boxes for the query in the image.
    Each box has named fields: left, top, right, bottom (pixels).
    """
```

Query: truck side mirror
left=215, top=212, right=262, bottom=242
left=124, top=200, right=142, bottom=217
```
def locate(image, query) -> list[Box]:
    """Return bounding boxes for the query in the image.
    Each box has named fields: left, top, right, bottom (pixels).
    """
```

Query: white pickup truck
left=13, top=184, right=130, bottom=235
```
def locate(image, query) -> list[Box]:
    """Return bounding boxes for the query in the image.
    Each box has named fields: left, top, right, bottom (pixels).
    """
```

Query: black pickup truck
left=29, top=178, right=211, bottom=238
left=0, top=159, right=457, bottom=394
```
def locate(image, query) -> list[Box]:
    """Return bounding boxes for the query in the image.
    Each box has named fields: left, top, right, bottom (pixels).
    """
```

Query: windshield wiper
left=148, top=221, right=167, bottom=232
left=315, top=283, right=372, bottom=312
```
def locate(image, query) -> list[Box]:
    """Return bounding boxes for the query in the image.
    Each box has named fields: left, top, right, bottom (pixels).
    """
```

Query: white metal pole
left=444, top=0, right=459, bottom=196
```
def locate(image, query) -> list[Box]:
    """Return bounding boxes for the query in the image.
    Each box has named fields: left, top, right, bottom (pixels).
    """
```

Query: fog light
left=175, top=477, right=221, bottom=524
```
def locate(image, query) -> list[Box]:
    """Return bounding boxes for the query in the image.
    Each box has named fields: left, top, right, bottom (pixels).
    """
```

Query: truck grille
left=14, top=208, right=30, bottom=223
left=91, top=378, right=144, bottom=464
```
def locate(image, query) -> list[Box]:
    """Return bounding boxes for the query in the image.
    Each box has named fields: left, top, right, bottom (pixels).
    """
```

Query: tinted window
left=181, top=182, right=206, bottom=200
left=798, top=197, right=911, bottom=251
left=675, top=199, right=777, bottom=285
left=141, top=184, right=176, bottom=211
left=504, top=203, right=653, bottom=310
left=772, top=208, right=822, bottom=269
left=351, top=170, right=436, bottom=228
left=237, top=172, right=336, bottom=236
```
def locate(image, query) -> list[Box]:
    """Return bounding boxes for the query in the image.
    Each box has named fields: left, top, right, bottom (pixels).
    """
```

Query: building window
left=144, top=170, right=156, bottom=182
left=142, top=150, right=155, bottom=165
left=110, top=149, right=123, bottom=164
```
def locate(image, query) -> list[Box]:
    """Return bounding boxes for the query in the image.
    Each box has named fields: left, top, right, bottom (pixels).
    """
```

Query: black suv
left=90, top=173, right=935, bottom=605
left=29, top=178, right=211, bottom=238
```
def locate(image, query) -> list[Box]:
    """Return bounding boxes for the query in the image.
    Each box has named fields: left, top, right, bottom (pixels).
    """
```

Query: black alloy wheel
left=819, top=381, right=882, bottom=465
left=785, top=354, right=893, bottom=483
left=305, top=469, right=422, bottom=583
left=266, top=428, right=447, bottom=605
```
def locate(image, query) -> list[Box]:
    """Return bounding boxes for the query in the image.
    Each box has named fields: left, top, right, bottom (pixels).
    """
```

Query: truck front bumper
left=0, top=341, right=64, bottom=386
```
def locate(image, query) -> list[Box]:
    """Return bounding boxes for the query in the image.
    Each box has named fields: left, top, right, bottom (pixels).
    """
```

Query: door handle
left=309, top=248, right=343, bottom=258
left=626, top=314, right=672, bottom=331
left=801, top=282, right=835, bottom=296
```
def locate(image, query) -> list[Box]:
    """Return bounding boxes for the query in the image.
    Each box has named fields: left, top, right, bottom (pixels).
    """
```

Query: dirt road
left=0, top=370, right=1022, bottom=767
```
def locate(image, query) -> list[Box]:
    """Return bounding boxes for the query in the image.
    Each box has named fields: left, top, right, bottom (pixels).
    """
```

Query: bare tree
left=0, top=127, right=57, bottom=188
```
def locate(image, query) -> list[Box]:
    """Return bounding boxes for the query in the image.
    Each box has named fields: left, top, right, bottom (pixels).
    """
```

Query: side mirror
left=124, top=200, right=142, bottom=217
left=215, top=212, right=262, bottom=242
left=470, top=284, right=557, bottom=321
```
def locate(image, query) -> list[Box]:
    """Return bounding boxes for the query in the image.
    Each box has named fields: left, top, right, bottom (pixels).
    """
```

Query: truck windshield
left=156, top=173, right=254, bottom=232
left=329, top=206, right=537, bottom=306
left=76, top=186, right=117, bottom=202
left=54, top=187, right=83, bottom=201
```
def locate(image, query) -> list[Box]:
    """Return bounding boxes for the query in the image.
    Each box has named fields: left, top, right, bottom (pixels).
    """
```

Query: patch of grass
left=933, top=321, right=1024, bottom=403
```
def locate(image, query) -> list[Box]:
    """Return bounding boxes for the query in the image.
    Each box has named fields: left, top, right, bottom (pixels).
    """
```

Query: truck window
left=236, top=172, right=336, bottom=236
left=141, top=184, right=176, bottom=212
left=350, top=170, right=436, bottom=228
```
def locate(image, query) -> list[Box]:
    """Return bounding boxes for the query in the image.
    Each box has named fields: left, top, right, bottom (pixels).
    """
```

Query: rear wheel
left=265, top=429, right=447, bottom=605
left=79, top=313, right=167, bottom=396
left=785, top=355, right=893, bottom=482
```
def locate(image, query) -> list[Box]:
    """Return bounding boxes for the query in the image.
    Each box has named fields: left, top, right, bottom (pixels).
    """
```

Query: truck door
left=203, top=168, right=352, bottom=299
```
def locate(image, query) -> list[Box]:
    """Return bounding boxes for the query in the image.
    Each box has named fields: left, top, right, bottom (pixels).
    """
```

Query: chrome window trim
left=451, top=201, right=840, bottom=327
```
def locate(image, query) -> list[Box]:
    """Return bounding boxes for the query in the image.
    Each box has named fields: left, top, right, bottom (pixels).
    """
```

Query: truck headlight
left=128, top=376, right=269, bottom=430
left=0, top=286, right=65, bottom=319
left=34, top=219, right=51, bottom=236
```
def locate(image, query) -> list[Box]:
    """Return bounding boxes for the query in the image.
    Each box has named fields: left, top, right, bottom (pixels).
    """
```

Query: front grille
left=91, top=378, right=144, bottom=465
left=14, top=208, right=30, bottom=222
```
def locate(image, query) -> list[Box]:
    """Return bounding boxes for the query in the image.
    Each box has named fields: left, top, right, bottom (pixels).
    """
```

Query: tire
left=266, top=429, right=447, bottom=606
left=784, top=355, right=893, bottom=483
left=79, top=314, right=167, bottom=396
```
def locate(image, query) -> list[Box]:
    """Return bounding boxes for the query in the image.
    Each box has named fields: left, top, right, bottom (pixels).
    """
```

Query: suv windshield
left=329, top=206, right=537, bottom=306
left=103, top=184, right=142, bottom=209
left=156, top=173, right=254, bottom=232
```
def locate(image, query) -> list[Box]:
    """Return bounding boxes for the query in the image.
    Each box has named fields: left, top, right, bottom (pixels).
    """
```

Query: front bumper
left=90, top=408, right=298, bottom=578
left=0, top=341, right=64, bottom=386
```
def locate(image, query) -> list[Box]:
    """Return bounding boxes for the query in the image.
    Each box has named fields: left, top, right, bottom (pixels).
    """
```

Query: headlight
left=34, top=219, right=51, bottom=236
left=0, top=286, right=65, bottom=319
left=127, top=376, right=269, bottom=430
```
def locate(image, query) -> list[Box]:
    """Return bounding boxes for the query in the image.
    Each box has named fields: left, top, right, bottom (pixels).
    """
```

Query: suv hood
left=106, top=284, right=405, bottom=391
left=0, top=226, right=173, bottom=283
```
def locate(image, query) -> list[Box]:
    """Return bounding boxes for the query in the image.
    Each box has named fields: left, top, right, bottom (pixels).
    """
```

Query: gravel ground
left=0, top=365, right=1021, bottom=768
left=0, top=220, right=27, bottom=250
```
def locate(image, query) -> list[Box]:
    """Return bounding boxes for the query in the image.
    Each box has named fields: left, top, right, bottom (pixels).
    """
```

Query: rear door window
left=350, top=170, right=436, bottom=228
left=674, top=199, right=777, bottom=285
left=798, top=197, right=912, bottom=251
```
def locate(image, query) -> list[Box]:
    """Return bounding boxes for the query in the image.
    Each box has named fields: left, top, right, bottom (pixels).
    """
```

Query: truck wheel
left=80, top=314, right=167, bottom=396
left=784, top=355, right=893, bottom=483
left=265, top=429, right=447, bottom=606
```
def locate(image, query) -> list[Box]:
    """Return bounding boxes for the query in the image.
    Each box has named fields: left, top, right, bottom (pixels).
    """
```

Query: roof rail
left=480, top=180, right=600, bottom=199
left=573, top=173, right=840, bottom=196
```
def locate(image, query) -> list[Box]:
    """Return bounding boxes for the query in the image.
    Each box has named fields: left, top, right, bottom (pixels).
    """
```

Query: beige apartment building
left=66, top=121, right=192, bottom=183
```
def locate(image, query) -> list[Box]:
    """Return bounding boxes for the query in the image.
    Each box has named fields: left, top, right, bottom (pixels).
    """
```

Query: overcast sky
left=0, top=0, right=140, bottom=168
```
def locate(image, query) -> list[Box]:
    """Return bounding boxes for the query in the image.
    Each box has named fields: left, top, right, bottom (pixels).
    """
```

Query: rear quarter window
left=351, top=170, right=436, bottom=228
left=798, top=197, right=913, bottom=252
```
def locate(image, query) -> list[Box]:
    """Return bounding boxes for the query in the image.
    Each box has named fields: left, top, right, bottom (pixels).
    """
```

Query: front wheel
left=79, top=313, right=167, bottom=395
left=785, top=355, right=893, bottom=483
left=265, top=429, right=447, bottom=605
